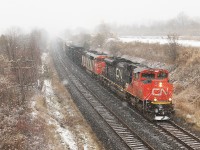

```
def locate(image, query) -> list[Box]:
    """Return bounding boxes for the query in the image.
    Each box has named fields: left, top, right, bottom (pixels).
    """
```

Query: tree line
left=0, top=27, right=48, bottom=108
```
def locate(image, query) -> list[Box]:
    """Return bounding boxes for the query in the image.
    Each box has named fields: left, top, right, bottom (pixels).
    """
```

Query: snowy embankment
left=119, top=36, right=200, bottom=47
left=30, top=52, right=103, bottom=150
left=42, top=79, right=78, bottom=150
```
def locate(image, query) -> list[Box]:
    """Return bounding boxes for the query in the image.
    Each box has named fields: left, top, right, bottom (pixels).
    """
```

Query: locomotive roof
left=104, top=57, right=155, bottom=73
left=86, top=51, right=107, bottom=58
left=134, top=67, right=150, bottom=73
left=105, top=57, right=140, bottom=66
left=68, top=45, right=85, bottom=50
left=133, top=67, right=168, bottom=73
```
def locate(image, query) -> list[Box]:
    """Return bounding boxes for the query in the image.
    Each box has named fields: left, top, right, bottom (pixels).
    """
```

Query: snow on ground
left=29, top=52, right=79, bottom=149
left=31, top=101, right=38, bottom=118
left=56, top=126, right=78, bottom=150
left=41, top=52, right=48, bottom=74
left=119, top=36, right=200, bottom=47
left=29, top=78, right=79, bottom=150
left=42, top=78, right=78, bottom=150
left=43, top=80, right=62, bottom=114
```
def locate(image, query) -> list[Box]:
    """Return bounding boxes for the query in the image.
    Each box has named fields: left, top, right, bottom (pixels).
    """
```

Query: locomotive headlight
left=169, top=98, right=172, bottom=102
left=159, top=82, right=163, bottom=87
left=154, top=98, right=157, bottom=101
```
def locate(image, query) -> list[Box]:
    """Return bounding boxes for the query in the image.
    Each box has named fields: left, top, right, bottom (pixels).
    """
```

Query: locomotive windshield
left=141, top=73, right=155, bottom=79
left=141, top=71, right=168, bottom=80
left=157, top=72, right=168, bottom=79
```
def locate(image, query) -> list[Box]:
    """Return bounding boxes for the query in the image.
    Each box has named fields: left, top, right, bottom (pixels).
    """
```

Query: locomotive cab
left=125, top=68, right=174, bottom=120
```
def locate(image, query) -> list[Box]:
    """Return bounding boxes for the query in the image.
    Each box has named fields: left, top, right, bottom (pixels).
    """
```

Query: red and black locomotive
left=66, top=45, right=174, bottom=120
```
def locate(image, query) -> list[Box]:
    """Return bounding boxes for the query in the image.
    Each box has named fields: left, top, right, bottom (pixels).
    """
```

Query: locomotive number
left=152, top=88, right=168, bottom=96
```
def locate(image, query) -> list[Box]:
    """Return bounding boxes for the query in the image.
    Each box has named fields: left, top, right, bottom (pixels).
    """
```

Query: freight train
left=65, top=45, right=174, bottom=120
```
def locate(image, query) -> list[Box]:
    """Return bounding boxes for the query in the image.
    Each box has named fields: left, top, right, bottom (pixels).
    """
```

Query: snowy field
left=119, top=36, right=200, bottom=47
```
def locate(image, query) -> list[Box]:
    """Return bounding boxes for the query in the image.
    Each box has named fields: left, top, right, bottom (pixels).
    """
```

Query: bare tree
left=0, top=28, right=47, bottom=105
left=5, top=27, right=22, bottom=61
left=91, top=33, right=106, bottom=49
left=167, top=33, right=179, bottom=62
left=95, top=23, right=112, bottom=38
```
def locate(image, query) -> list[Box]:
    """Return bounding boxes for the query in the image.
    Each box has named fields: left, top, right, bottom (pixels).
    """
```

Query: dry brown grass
left=173, top=82, right=200, bottom=128
left=43, top=122, right=67, bottom=150
left=177, top=47, right=200, bottom=66
left=104, top=41, right=180, bottom=63
left=175, top=100, right=200, bottom=128
left=175, top=101, right=195, bottom=115
left=1, top=133, right=25, bottom=150
left=35, top=94, right=47, bottom=113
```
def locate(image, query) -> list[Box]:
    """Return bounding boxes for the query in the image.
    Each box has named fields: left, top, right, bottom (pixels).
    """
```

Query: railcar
left=66, top=45, right=85, bottom=65
left=102, top=57, right=137, bottom=88
left=82, top=51, right=108, bottom=75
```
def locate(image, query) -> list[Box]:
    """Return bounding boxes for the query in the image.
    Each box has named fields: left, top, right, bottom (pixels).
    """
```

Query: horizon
left=0, top=0, right=200, bottom=35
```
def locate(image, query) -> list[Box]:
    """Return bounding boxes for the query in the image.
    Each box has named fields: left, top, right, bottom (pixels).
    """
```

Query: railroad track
left=69, top=59, right=200, bottom=150
left=53, top=47, right=200, bottom=149
left=55, top=51, right=154, bottom=150
left=155, top=121, right=200, bottom=150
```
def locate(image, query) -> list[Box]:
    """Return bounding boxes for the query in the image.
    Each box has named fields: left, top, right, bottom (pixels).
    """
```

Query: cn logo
left=152, top=88, right=168, bottom=96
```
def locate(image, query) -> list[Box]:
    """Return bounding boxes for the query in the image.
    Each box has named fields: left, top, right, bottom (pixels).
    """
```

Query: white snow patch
left=41, top=52, right=48, bottom=74
left=43, top=80, right=54, bottom=96
left=43, top=79, right=63, bottom=119
left=31, top=101, right=36, bottom=108
left=42, top=79, right=78, bottom=149
left=41, top=52, right=48, bottom=62
left=54, top=111, right=63, bottom=120
left=62, top=79, right=69, bottom=85
left=30, top=99, right=38, bottom=118
left=119, top=36, right=200, bottom=47
left=47, top=117, right=78, bottom=150
left=57, top=126, right=78, bottom=150
left=186, top=114, right=192, bottom=119
left=32, top=111, right=37, bottom=118
left=84, top=144, right=88, bottom=150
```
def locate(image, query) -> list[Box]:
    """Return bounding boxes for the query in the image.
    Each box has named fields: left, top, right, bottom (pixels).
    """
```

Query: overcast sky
left=0, top=0, right=199, bottom=34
